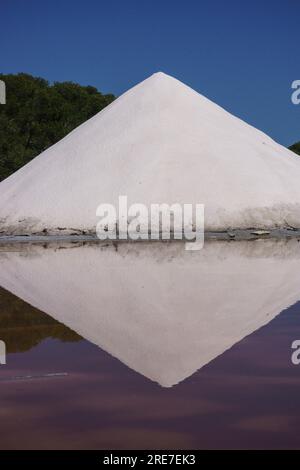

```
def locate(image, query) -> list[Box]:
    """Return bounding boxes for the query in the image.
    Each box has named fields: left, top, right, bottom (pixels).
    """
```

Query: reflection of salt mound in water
left=1, top=72, right=300, bottom=235
left=0, top=239, right=300, bottom=387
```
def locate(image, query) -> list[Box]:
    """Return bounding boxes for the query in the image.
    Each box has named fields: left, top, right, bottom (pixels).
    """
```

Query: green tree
left=289, top=141, right=300, bottom=156
left=0, top=73, right=115, bottom=181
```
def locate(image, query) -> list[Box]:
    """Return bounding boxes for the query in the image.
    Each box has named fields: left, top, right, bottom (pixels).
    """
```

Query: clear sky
left=1, top=0, right=299, bottom=146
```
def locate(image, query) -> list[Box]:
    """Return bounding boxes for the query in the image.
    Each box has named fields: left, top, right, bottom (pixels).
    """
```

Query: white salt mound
left=1, top=72, right=300, bottom=234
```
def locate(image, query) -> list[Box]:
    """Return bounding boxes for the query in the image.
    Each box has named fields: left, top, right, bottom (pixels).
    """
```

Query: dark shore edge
left=1, top=228, right=300, bottom=245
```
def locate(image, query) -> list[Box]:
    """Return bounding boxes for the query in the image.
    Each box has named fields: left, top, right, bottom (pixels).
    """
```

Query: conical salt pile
left=1, top=72, right=300, bottom=235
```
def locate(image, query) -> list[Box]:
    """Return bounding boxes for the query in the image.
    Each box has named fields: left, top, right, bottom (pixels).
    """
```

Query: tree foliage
left=0, top=73, right=115, bottom=181
left=289, top=141, right=300, bottom=156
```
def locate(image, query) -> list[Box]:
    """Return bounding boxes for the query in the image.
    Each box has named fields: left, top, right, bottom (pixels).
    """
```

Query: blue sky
left=1, top=0, right=299, bottom=146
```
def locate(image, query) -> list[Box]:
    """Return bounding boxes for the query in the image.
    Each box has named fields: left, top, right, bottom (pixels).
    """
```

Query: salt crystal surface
left=1, top=72, right=300, bottom=234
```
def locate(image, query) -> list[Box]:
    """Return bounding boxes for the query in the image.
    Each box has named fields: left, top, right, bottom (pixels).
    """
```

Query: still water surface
left=0, top=239, right=300, bottom=449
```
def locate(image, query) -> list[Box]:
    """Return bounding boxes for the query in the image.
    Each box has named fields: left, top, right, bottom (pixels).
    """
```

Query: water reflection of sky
left=0, top=240, right=300, bottom=449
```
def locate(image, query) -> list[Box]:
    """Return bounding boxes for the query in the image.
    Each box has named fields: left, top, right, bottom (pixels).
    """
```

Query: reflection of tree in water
left=0, top=286, right=82, bottom=353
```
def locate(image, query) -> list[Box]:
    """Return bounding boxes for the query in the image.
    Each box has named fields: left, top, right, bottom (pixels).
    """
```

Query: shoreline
left=1, top=228, right=300, bottom=244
